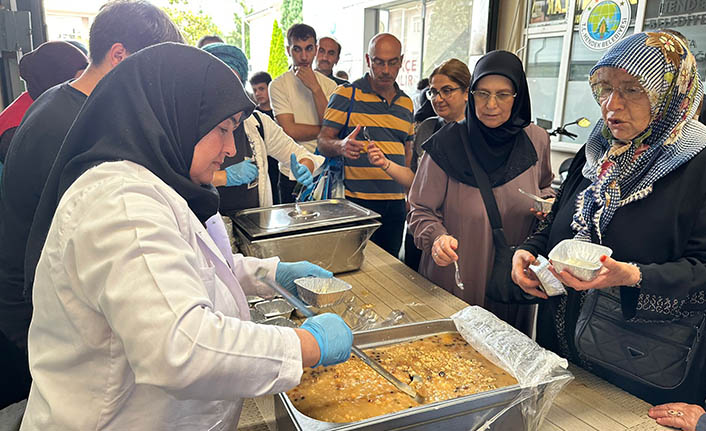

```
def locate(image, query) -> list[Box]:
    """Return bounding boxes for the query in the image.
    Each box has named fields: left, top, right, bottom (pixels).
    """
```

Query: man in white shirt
left=269, top=23, right=337, bottom=203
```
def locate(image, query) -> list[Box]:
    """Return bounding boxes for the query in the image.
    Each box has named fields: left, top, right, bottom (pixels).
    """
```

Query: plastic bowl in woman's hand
left=548, top=239, right=613, bottom=281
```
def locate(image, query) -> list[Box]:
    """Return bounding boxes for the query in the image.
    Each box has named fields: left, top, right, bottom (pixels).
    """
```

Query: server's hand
left=225, top=160, right=258, bottom=186
left=275, top=261, right=332, bottom=296
left=300, top=313, right=353, bottom=367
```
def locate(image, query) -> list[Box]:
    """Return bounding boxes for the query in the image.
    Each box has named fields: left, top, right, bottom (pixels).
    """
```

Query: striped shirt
left=322, top=74, right=414, bottom=200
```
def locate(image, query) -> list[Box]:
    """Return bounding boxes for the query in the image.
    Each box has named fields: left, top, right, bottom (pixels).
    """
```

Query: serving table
left=237, top=243, right=669, bottom=431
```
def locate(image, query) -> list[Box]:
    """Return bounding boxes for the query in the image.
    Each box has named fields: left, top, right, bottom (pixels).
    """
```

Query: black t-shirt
left=257, top=108, right=274, bottom=120
left=0, top=82, right=86, bottom=348
left=217, top=126, right=260, bottom=215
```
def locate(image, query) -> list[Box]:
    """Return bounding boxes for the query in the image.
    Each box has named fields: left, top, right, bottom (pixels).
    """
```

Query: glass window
left=528, top=0, right=569, bottom=25
left=421, top=0, right=473, bottom=78
left=525, top=37, right=562, bottom=127
left=573, top=0, right=639, bottom=26
left=562, top=31, right=603, bottom=145
left=387, top=2, right=424, bottom=95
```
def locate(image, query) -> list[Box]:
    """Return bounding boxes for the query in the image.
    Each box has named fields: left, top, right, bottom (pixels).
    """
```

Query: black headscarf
left=25, top=42, right=254, bottom=296
left=423, top=50, right=537, bottom=187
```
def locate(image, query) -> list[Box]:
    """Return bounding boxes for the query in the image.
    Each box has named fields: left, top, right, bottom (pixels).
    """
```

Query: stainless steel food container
left=231, top=200, right=381, bottom=274
left=275, top=319, right=567, bottom=431
left=254, top=298, right=294, bottom=319
left=548, top=239, right=613, bottom=281
left=295, top=276, right=352, bottom=307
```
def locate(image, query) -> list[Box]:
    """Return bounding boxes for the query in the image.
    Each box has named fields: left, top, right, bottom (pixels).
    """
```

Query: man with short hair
left=0, top=0, right=183, bottom=406
left=269, top=23, right=337, bottom=203
left=315, top=36, right=347, bottom=85
left=249, top=71, right=274, bottom=119
left=318, top=33, right=415, bottom=258
left=197, top=34, right=223, bottom=48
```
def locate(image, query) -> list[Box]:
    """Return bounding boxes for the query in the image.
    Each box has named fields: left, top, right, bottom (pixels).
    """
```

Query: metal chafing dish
left=275, top=319, right=567, bottom=431
left=231, top=199, right=381, bottom=274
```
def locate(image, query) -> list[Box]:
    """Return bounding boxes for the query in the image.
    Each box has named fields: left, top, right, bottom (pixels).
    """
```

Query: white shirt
left=21, top=161, right=303, bottom=431
left=268, top=69, right=337, bottom=175
left=245, top=112, right=325, bottom=206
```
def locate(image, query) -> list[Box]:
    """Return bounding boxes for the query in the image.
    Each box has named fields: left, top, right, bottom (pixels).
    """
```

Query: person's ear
left=365, top=53, right=370, bottom=69
left=106, top=43, right=129, bottom=68
left=286, top=45, right=291, bottom=57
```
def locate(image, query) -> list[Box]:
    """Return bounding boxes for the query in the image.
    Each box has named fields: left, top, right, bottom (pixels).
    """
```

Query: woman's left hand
left=366, top=143, right=388, bottom=169
left=549, top=255, right=641, bottom=291
left=649, top=403, right=706, bottom=431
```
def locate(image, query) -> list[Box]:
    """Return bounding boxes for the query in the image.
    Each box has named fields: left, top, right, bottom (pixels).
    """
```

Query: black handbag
left=575, top=287, right=706, bottom=393
left=460, top=131, right=535, bottom=304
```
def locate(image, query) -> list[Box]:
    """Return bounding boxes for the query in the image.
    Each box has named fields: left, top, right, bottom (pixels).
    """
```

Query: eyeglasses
left=370, top=57, right=401, bottom=68
left=590, top=83, right=646, bottom=102
left=470, top=90, right=517, bottom=104
left=426, top=86, right=462, bottom=100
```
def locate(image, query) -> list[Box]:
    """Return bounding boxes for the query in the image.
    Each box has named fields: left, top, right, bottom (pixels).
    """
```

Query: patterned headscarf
left=572, top=31, right=706, bottom=242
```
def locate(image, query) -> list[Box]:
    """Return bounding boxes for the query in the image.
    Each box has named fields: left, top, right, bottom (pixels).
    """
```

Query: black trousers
left=278, top=172, right=297, bottom=204
left=348, top=197, right=405, bottom=259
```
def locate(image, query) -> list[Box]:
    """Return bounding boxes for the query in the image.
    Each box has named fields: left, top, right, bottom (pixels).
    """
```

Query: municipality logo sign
left=579, top=0, right=631, bottom=51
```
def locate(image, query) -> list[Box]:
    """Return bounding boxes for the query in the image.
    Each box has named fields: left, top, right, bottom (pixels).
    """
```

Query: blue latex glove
left=300, top=313, right=353, bottom=367
left=225, top=160, right=258, bottom=186
left=276, top=261, right=332, bottom=296
left=290, top=153, right=313, bottom=187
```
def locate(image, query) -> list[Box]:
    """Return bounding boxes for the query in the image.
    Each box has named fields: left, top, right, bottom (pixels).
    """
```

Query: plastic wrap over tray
left=452, top=306, right=573, bottom=430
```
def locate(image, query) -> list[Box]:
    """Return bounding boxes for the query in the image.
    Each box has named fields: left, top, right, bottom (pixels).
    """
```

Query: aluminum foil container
left=533, top=198, right=553, bottom=214
left=247, top=295, right=266, bottom=306
left=249, top=308, right=266, bottom=323
left=254, top=298, right=294, bottom=319
left=529, top=255, right=566, bottom=296
left=295, top=277, right=352, bottom=307
left=548, top=239, right=613, bottom=281
left=261, top=316, right=298, bottom=328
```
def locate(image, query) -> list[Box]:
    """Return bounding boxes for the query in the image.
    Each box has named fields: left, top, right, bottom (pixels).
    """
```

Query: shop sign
left=579, top=0, right=631, bottom=51
left=530, top=0, right=569, bottom=24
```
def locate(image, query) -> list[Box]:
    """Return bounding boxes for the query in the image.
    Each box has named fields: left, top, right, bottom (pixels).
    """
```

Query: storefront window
left=525, top=37, right=562, bottom=127
left=562, top=31, right=603, bottom=145
left=421, top=0, right=473, bottom=78
left=388, top=2, right=424, bottom=95
left=529, top=0, right=569, bottom=25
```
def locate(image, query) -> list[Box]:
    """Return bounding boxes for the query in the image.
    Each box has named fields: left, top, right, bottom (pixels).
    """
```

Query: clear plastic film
left=452, top=306, right=573, bottom=431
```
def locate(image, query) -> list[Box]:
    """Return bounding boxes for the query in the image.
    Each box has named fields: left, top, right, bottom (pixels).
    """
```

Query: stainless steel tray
left=233, top=220, right=380, bottom=274
left=275, top=319, right=558, bottom=430
left=231, top=199, right=379, bottom=239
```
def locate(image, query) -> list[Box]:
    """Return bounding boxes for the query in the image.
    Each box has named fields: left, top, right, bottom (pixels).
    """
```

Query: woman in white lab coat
left=21, top=43, right=352, bottom=430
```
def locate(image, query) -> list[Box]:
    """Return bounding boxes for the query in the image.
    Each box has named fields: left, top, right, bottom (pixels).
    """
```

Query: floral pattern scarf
left=573, top=31, right=706, bottom=242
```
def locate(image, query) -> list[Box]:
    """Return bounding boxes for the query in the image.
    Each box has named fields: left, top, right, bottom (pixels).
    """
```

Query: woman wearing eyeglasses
left=511, top=32, right=706, bottom=408
left=402, top=59, right=470, bottom=271
left=407, top=51, right=553, bottom=334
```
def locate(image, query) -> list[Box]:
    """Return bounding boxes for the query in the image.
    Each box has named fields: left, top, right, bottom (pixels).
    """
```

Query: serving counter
left=237, top=243, right=669, bottom=431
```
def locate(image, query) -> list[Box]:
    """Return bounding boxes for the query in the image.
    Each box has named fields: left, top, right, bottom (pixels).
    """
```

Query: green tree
left=162, top=0, right=222, bottom=46
left=280, top=0, right=303, bottom=33
left=224, top=1, right=252, bottom=57
left=422, top=0, right=472, bottom=77
left=267, top=19, right=288, bottom=79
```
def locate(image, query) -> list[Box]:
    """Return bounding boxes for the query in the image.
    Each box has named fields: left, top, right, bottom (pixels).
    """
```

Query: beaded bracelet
left=382, top=159, right=391, bottom=171
left=625, top=262, right=642, bottom=288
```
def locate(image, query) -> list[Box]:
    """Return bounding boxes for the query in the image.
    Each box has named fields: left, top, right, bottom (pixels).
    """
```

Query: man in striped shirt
left=318, top=33, right=415, bottom=258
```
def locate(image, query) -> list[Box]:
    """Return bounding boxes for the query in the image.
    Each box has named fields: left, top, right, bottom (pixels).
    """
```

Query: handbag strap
left=337, top=85, right=356, bottom=140
left=459, top=128, right=507, bottom=239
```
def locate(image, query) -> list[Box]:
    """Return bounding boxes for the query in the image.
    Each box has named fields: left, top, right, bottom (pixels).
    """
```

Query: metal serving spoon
left=254, top=268, right=425, bottom=404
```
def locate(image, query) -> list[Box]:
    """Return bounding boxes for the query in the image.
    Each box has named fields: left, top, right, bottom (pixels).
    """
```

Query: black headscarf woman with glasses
left=21, top=42, right=351, bottom=430
left=408, top=50, right=554, bottom=336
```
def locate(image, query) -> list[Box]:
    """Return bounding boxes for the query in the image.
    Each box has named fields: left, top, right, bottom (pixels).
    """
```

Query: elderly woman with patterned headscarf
left=512, top=31, right=706, bottom=408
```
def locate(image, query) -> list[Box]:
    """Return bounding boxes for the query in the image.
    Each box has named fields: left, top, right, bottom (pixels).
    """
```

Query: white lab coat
left=244, top=113, right=325, bottom=206
left=21, top=161, right=303, bottom=430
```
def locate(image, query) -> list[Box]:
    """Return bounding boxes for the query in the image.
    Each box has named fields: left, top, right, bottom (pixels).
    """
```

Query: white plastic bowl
left=548, top=239, right=613, bottom=281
